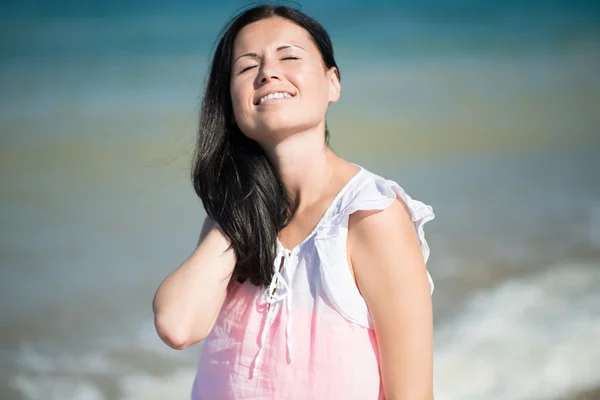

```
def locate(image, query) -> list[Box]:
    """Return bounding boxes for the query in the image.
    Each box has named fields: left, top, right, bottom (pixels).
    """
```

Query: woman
left=153, top=5, right=435, bottom=399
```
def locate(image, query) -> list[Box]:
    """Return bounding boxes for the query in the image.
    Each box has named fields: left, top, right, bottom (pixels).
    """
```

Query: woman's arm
left=153, top=217, right=236, bottom=350
left=348, top=199, right=434, bottom=400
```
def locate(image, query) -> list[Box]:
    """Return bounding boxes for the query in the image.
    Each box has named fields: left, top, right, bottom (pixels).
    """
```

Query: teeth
left=259, top=92, right=292, bottom=105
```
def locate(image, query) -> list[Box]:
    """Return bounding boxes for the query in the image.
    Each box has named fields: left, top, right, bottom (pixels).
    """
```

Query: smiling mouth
left=256, top=92, right=295, bottom=105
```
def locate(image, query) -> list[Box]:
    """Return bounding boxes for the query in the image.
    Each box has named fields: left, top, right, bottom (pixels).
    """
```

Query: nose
left=256, top=61, right=281, bottom=85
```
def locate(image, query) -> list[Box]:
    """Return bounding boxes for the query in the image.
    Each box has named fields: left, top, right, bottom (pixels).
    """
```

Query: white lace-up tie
left=251, top=247, right=294, bottom=378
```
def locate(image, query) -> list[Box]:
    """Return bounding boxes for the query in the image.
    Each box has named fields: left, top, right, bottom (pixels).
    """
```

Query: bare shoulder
left=347, top=196, right=428, bottom=287
left=348, top=198, right=415, bottom=246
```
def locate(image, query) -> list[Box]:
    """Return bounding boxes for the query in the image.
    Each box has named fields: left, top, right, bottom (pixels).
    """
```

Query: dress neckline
left=277, top=166, right=364, bottom=255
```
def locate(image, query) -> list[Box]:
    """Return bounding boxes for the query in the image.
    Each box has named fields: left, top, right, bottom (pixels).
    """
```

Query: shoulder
left=349, top=198, right=413, bottom=237
left=336, top=166, right=432, bottom=224
left=346, top=168, right=414, bottom=227
left=343, top=167, right=435, bottom=266
left=346, top=171, right=435, bottom=298
left=348, top=196, right=420, bottom=262
left=332, top=168, right=400, bottom=219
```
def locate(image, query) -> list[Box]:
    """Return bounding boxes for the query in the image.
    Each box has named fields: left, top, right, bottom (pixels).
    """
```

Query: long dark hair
left=191, top=5, right=340, bottom=287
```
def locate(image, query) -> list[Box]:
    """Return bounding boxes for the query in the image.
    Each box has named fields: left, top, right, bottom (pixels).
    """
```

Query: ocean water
left=1, top=1, right=600, bottom=399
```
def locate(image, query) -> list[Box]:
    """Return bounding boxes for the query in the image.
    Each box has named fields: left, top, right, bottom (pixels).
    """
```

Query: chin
left=258, top=113, right=297, bottom=129
left=239, top=114, right=321, bottom=144
left=246, top=126, right=295, bottom=145
left=251, top=118, right=304, bottom=140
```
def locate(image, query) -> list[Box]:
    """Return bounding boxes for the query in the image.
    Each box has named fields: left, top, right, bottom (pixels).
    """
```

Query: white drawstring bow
left=251, top=248, right=294, bottom=378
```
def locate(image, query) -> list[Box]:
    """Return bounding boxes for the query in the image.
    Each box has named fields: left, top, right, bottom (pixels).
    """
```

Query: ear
left=327, top=67, right=341, bottom=103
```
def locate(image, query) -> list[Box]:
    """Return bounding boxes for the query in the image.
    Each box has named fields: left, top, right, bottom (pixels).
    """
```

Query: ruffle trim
left=314, top=171, right=435, bottom=328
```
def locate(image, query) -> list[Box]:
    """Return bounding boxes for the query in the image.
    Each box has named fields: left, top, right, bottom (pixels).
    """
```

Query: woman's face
left=230, top=17, right=340, bottom=145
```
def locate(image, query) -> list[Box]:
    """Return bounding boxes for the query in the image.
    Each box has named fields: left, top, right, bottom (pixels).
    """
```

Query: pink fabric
left=192, top=167, right=434, bottom=400
left=192, top=281, right=384, bottom=399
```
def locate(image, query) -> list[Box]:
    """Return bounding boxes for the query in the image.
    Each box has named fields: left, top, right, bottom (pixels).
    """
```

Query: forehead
left=233, top=17, right=314, bottom=54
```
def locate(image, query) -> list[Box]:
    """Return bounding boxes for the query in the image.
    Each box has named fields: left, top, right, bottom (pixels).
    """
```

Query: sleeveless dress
left=192, top=166, right=435, bottom=400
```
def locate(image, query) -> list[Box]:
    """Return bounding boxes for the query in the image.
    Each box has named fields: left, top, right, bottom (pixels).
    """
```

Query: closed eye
left=237, top=57, right=299, bottom=75
left=239, top=65, right=257, bottom=74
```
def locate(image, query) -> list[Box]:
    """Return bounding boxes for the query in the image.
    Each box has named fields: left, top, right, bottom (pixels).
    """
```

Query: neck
left=262, top=125, right=340, bottom=210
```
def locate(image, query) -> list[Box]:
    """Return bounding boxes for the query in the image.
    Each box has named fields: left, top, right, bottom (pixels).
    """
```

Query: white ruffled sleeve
left=314, top=172, right=435, bottom=328
left=385, top=179, right=435, bottom=293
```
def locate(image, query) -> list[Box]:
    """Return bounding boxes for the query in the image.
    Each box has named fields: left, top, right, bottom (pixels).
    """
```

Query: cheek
left=230, top=77, right=254, bottom=106
left=230, top=86, right=244, bottom=116
left=296, top=74, right=330, bottom=109
left=294, top=66, right=330, bottom=99
left=230, top=83, right=257, bottom=134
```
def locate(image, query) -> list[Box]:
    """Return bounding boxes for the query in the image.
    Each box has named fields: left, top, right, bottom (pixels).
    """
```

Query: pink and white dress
left=192, top=166, right=435, bottom=400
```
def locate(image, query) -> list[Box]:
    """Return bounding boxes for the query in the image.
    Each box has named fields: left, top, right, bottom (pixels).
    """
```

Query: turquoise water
left=2, top=0, right=599, bottom=143
left=1, top=1, right=600, bottom=399
left=2, top=1, right=600, bottom=60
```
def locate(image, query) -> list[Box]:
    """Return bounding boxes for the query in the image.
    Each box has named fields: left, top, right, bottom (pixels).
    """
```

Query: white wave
left=10, top=375, right=105, bottom=400
left=119, top=369, right=196, bottom=400
left=434, top=263, right=600, bottom=399
left=9, top=264, right=600, bottom=399
left=14, top=342, right=115, bottom=374
left=10, top=367, right=197, bottom=400
left=8, top=320, right=200, bottom=400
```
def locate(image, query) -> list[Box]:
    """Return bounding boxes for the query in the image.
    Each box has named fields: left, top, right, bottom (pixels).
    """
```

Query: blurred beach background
left=1, top=0, right=599, bottom=399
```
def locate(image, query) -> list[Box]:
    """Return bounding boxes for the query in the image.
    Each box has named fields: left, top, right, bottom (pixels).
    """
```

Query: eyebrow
left=233, top=45, right=305, bottom=64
